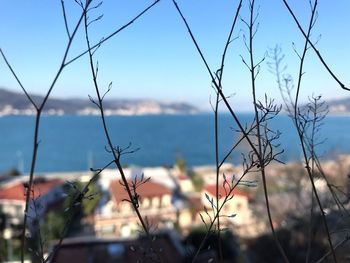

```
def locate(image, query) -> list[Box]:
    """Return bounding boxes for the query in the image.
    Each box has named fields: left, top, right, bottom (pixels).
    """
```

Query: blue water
left=0, top=114, right=348, bottom=173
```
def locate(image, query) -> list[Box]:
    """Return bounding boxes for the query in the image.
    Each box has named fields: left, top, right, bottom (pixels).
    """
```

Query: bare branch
left=282, top=0, right=349, bottom=91
left=0, top=49, right=38, bottom=109
left=60, top=0, right=71, bottom=38
left=65, top=0, right=161, bottom=66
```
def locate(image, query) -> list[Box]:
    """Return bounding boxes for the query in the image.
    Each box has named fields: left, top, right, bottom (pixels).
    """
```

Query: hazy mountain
left=0, top=88, right=200, bottom=116
left=327, top=96, right=350, bottom=114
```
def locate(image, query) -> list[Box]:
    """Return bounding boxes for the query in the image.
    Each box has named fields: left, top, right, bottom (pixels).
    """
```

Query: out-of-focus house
left=94, top=180, right=177, bottom=237
left=202, top=184, right=251, bottom=225
left=176, top=173, right=194, bottom=193
left=142, top=167, right=178, bottom=190
left=192, top=164, right=241, bottom=185
left=49, top=231, right=186, bottom=263
left=0, top=177, right=64, bottom=229
left=98, top=167, right=178, bottom=192
left=175, top=193, right=204, bottom=234
left=202, top=184, right=263, bottom=237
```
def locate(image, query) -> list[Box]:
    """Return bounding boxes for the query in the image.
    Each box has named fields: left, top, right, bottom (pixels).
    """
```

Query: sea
left=0, top=113, right=348, bottom=173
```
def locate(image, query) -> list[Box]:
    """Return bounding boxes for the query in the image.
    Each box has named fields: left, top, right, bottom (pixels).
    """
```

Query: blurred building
left=0, top=177, right=64, bottom=230
left=94, top=180, right=177, bottom=237
left=202, top=184, right=263, bottom=237
left=49, top=230, right=186, bottom=263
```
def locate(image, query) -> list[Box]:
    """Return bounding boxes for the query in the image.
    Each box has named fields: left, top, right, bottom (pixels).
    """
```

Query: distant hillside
left=327, top=97, right=350, bottom=114
left=0, top=88, right=200, bottom=116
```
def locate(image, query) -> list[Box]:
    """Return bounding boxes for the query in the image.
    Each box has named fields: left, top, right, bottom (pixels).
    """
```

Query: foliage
left=188, top=170, right=204, bottom=192
left=175, top=153, right=186, bottom=172
left=64, top=180, right=101, bottom=216
left=0, top=209, right=7, bottom=260
left=1, top=0, right=349, bottom=262
left=0, top=237, right=6, bottom=262
left=0, top=209, right=5, bottom=231
left=184, top=227, right=239, bottom=262
left=40, top=180, right=101, bottom=242
left=41, top=211, right=66, bottom=242
left=1, top=168, right=21, bottom=177
left=246, top=217, right=328, bottom=263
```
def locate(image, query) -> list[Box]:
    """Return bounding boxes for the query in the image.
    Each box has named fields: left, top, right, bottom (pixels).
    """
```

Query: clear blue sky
left=1, top=0, right=350, bottom=111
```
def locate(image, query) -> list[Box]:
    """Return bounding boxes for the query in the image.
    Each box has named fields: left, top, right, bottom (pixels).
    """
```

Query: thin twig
left=0, top=1, right=162, bottom=260
left=60, top=0, right=71, bottom=38
left=17, top=4, right=91, bottom=261
left=65, top=0, right=160, bottom=66
left=172, top=2, right=286, bottom=261
left=45, top=159, right=114, bottom=263
left=217, top=0, right=243, bottom=88
left=315, top=235, right=350, bottom=263
left=191, top=165, right=254, bottom=262
left=282, top=0, right=349, bottom=91
left=247, top=1, right=289, bottom=261
left=83, top=9, right=163, bottom=263
left=0, top=49, right=38, bottom=109
left=213, top=90, right=223, bottom=262
left=171, top=0, right=260, bottom=162
left=272, top=2, right=339, bottom=260
left=289, top=0, right=337, bottom=260
left=213, top=1, right=243, bottom=260
left=83, top=6, right=150, bottom=237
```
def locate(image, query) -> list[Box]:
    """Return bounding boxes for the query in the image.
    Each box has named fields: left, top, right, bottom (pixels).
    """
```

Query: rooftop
left=109, top=180, right=172, bottom=204
left=50, top=231, right=185, bottom=263
left=204, top=184, right=250, bottom=199
left=0, top=178, right=63, bottom=201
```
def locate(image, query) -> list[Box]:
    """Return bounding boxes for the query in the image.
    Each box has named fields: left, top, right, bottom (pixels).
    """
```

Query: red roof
left=0, top=178, right=63, bottom=201
left=51, top=232, right=185, bottom=263
left=177, top=173, right=188, bottom=180
left=187, top=195, right=203, bottom=211
left=204, top=184, right=249, bottom=199
left=109, top=180, right=171, bottom=203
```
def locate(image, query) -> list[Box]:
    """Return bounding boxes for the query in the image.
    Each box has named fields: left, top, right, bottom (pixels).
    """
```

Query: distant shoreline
left=1, top=114, right=349, bottom=173
left=2, top=153, right=350, bottom=178
left=1, top=111, right=350, bottom=117
left=0, top=112, right=203, bottom=117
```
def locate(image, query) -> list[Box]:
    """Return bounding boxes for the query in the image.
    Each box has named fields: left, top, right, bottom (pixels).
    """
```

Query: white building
left=0, top=177, right=64, bottom=228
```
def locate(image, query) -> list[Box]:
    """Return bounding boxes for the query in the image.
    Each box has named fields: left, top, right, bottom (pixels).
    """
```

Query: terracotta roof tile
left=109, top=180, right=171, bottom=203
left=204, top=184, right=250, bottom=199
left=177, top=174, right=188, bottom=180
left=51, top=232, right=185, bottom=263
left=187, top=195, right=203, bottom=211
left=0, top=178, right=63, bottom=201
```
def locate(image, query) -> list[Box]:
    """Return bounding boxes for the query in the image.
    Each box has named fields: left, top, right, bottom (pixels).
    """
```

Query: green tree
left=1, top=168, right=21, bottom=177
left=185, top=227, right=239, bottom=262
left=64, top=181, right=101, bottom=216
left=0, top=209, right=6, bottom=261
left=188, top=170, right=204, bottom=192
left=41, top=180, right=101, bottom=241
left=0, top=237, right=6, bottom=262
left=175, top=153, right=186, bottom=172
left=41, top=211, right=65, bottom=242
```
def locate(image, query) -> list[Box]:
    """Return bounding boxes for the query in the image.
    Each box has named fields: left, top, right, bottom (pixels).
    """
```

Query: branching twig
left=45, top=159, right=114, bottom=263
left=172, top=1, right=287, bottom=261
left=282, top=0, right=349, bottom=91
left=0, top=1, right=160, bottom=261
left=246, top=1, right=289, bottom=261
left=192, top=163, right=255, bottom=262
left=3, top=3, right=93, bottom=260
left=272, top=1, right=338, bottom=261
left=65, top=0, right=161, bottom=66
left=60, top=0, right=71, bottom=38
left=82, top=6, right=161, bottom=262
left=290, top=1, right=337, bottom=260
